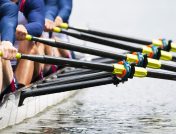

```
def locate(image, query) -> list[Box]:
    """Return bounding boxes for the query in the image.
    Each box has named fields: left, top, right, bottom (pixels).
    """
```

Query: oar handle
left=53, top=27, right=62, bottom=33
left=0, top=51, right=22, bottom=59
left=59, top=23, right=69, bottom=29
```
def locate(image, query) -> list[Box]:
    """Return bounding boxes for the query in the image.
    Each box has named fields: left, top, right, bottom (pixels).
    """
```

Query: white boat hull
left=0, top=68, right=78, bottom=130
left=0, top=90, right=76, bottom=130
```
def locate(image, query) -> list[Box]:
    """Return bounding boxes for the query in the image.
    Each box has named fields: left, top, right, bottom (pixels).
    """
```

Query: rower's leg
left=32, top=41, right=45, bottom=80
left=53, top=33, right=72, bottom=58
left=43, top=33, right=62, bottom=75
left=55, top=37, right=71, bottom=58
left=2, top=59, right=14, bottom=88
left=15, top=40, right=37, bottom=86
left=44, top=44, right=56, bottom=71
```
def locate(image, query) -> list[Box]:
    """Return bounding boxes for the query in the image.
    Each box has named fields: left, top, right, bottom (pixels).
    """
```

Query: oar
left=48, top=58, right=115, bottom=80
left=54, top=57, right=116, bottom=78
left=59, top=23, right=176, bottom=52
left=51, top=27, right=176, bottom=62
left=18, top=76, right=120, bottom=106
left=53, top=58, right=115, bottom=78
left=37, top=71, right=111, bottom=88
left=26, top=35, right=176, bottom=72
left=18, top=66, right=176, bottom=106
left=7, top=52, right=176, bottom=81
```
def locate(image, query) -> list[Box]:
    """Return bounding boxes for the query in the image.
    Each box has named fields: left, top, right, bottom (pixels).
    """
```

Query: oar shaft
left=21, top=54, right=114, bottom=72
left=55, top=58, right=115, bottom=78
left=69, top=26, right=152, bottom=45
left=19, top=77, right=114, bottom=106
left=18, top=54, right=176, bottom=81
left=26, top=37, right=175, bottom=71
left=56, top=69, right=98, bottom=78
left=37, top=71, right=111, bottom=88
left=147, top=69, right=176, bottom=80
left=61, top=29, right=142, bottom=52
left=59, top=30, right=176, bottom=62
left=31, top=36, right=126, bottom=60
left=67, top=26, right=176, bottom=53
left=161, top=62, right=176, bottom=72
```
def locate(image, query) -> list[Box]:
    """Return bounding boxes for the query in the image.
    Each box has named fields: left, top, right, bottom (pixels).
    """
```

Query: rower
left=0, top=0, right=18, bottom=97
left=54, top=0, right=73, bottom=59
left=38, top=0, right=73, bottom=76
left=12, top=0, right=45, bottom=87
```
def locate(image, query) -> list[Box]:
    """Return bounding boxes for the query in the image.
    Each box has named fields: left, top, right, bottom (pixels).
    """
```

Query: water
left=2, top=78, right=176, bottom=133
left=2, top=0, right=176, bottom=133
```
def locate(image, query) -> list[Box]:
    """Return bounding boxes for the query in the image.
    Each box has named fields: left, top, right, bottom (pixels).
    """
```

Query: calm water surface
left=2, top=0, right=176, bottom=133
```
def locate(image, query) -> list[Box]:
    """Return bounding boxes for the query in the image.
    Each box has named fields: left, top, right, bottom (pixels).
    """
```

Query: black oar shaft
left=55, top=58, right=115, bottom=78
left=32, top=37, right=126, bottom=60
left=37, top=71, right=111, bottom=88
left=60, top=30, right=176, bottom=62
left=19, top=68, right=176, bottom=106
left=21, top=54, right=114, bottom=72
left=147, top=70, right=176, bottom=80
left=61, top=29, right=142, bottom=52
left=19, top=54, right=176, bottom=81
left=31, top=36, right=176, bottom=72
left=56, top=69, right=98, bottom=78
left=69, top=26, right=152, bottom=45
left=19, top=77, right=114, bottom=106
left=161, top=63, right=176, bottom=72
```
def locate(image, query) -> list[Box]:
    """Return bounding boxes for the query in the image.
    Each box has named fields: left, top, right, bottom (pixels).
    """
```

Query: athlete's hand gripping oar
left=6, top=52, right=176, bottom=81
left=26, top=35, right=176, bottom=72
left=52, top=27, right=176, bottom=62
left=59, top=23, right=176, bottom=53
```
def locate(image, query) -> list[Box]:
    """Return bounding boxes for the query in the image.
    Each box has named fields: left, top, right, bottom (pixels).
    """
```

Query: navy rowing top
left=0, top=0, right=18, bottom=43
left=57, top=0, right=72, bottom=22
left=19, top=0, right=45, bottom=37
left=45, top=0, right=72, bottom=22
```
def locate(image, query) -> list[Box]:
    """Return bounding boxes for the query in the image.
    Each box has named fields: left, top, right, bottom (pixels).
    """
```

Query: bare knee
left=18, top=41, right=38, bottom=55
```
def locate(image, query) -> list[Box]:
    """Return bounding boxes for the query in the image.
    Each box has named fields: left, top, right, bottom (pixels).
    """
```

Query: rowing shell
left=0, top=68, right=77, bottom=130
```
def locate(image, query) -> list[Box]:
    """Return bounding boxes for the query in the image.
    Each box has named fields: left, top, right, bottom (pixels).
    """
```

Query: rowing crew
left=0, top=0, right=72, bottom=98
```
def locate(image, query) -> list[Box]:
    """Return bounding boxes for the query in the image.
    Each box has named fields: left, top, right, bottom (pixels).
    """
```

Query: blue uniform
left=57, top=0, right=72, bottom=22
left=19, top=0, right=45, bottom=37
left=0, top=0, right=18, bottom=43
left=45, top=0, right=58, bottom=21
left=45, top=0, right=72, bottom=22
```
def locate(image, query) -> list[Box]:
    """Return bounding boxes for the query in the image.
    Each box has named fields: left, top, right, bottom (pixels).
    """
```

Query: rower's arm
left=57, top=0, right=72, bottom=22
left=0, top=1, right=18, bottom=43
left=24, top=0, right=45, bottom=37
left=45, top=0, right=58, bottom=21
